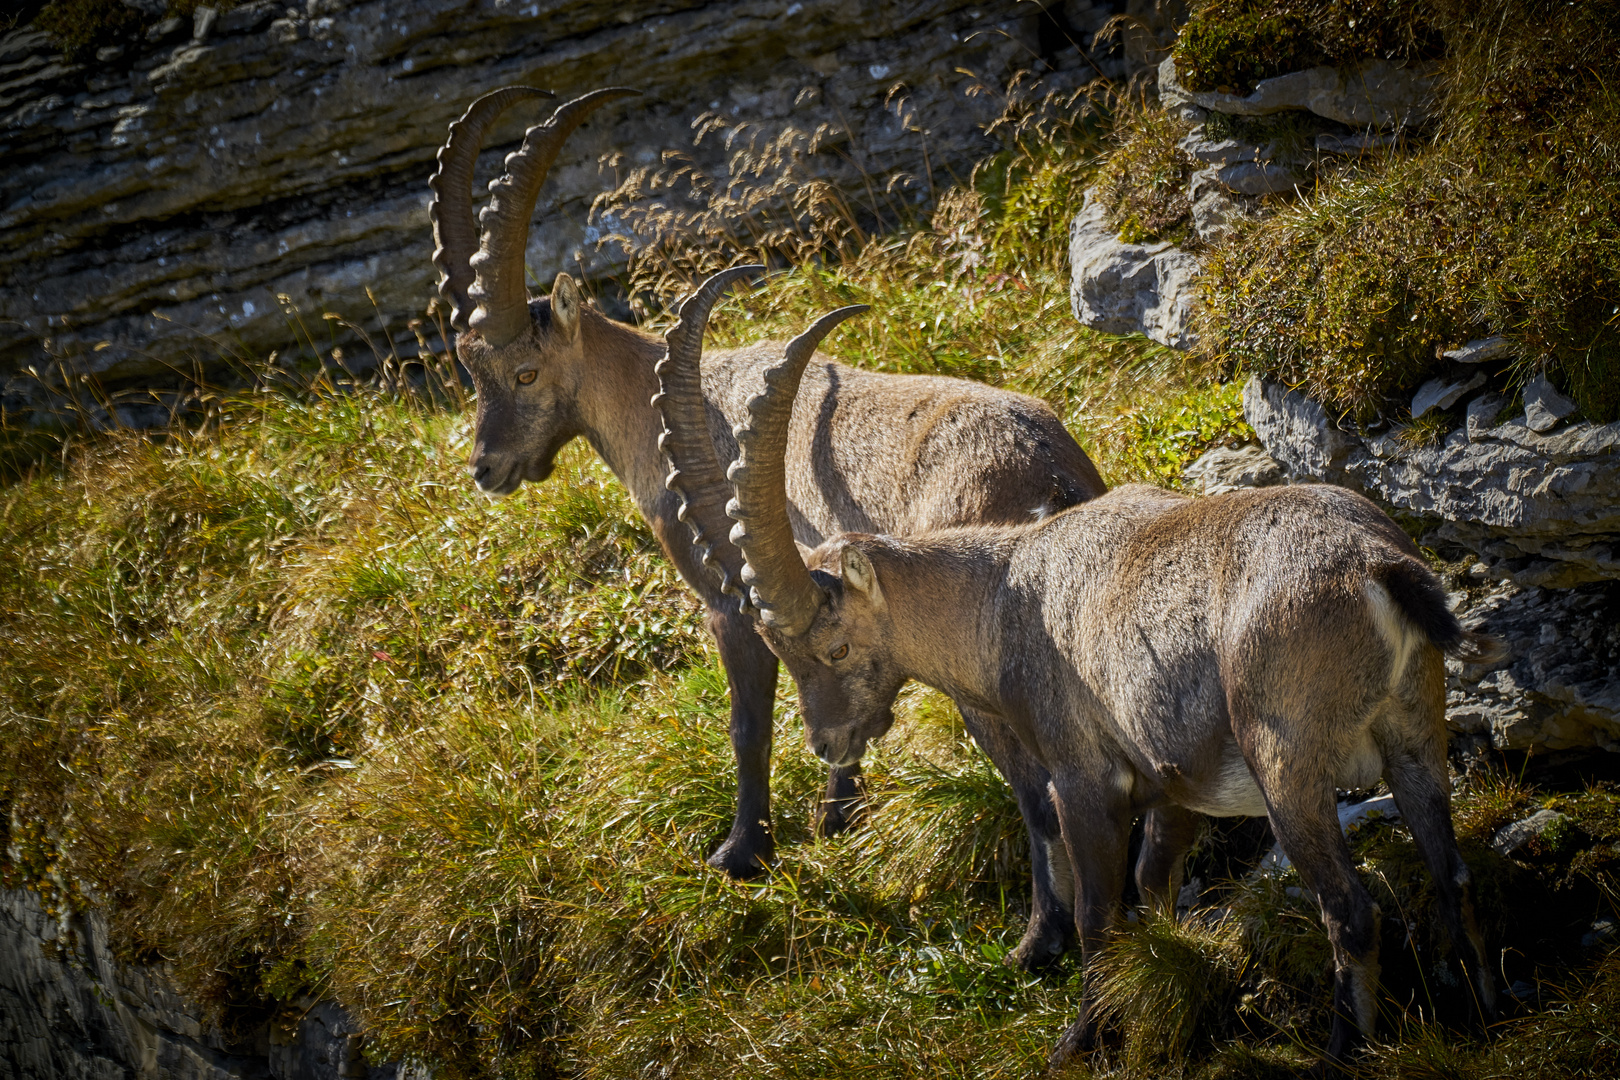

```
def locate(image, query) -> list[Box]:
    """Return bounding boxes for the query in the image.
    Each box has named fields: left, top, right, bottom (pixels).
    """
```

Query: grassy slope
left=2, top=62, right=1618, bottom=1080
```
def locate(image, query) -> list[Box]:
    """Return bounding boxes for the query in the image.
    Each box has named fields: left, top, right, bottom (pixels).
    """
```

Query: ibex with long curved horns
left=664, top=308, right=1503, bottom=1069
left=429, top=88, right=1113, bottom=969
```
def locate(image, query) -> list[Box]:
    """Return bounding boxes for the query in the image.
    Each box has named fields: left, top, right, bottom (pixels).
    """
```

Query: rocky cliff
left=2, top=0, right=1137, bottom=426
left=0, top=888, right=416, bottom=1080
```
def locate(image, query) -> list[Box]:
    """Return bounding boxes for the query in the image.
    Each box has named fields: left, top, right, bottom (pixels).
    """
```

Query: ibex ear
left=551, top=273, right=582, bottom=345
left=795, top=540, right=815, bottom=563
left=840, top=546, right=884, bottom=609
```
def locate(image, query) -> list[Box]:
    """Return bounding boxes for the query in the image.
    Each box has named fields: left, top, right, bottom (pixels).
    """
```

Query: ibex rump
left=429, top=89, right=1111, bottom=969
left=662, top=307, right=1502, bottom=1068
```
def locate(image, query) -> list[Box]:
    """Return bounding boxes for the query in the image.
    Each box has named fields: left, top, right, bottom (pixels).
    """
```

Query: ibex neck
left=876, top=536, right=1010, bottom=714
left=574, top=307, right=674, bottom=521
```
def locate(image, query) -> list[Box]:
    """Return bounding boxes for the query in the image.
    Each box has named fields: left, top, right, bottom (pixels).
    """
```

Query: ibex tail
left=1376, top=558, right=1509, bottom=665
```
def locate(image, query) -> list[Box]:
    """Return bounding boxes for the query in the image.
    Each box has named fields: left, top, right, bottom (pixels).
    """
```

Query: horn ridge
left=469, top=86, right=642, bottom=347
left=653, top=265, right=765, bottom=613
left=429, top=86, right=555, bottom=334
left=727, top=304, right=870, bottom=635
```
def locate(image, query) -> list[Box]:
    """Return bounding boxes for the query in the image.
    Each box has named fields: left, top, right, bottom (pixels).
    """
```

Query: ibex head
left=655, top=283, right=895, bottom=766
left=429, top=86, right=639, bottom=496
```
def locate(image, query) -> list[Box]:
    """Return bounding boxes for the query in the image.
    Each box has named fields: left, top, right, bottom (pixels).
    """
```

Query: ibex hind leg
left=1136, top=804, right=1202, bottom=914
left=958, top=704, right=1073, bottom=972
left=1242, top=726, right=1382, bottom=1070
left=707, top=609, right=781, bottom=879
left=1375, top=652, right=1497, bottom=1029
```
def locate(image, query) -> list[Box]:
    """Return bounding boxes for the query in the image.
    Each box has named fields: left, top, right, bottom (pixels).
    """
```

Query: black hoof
left=1045, top=1018, right=1096, bottom=1073
left=1007, top=918, right=1070, bottom=973
left=814, top=798, right=860, bottom=839
left=707, top=837, right=771, bottom=880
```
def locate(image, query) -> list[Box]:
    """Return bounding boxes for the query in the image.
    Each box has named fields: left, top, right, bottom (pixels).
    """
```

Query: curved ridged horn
left=469, top=87, right=641, bottom=347
left=727, top=305, right=871, bottom=635
left=429, top=86, right=555, bottom=334
left=653, top=265, right=766, bottom=613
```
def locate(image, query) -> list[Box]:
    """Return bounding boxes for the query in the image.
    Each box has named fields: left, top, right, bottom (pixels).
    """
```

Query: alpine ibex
left=660, top=307, right=1503, bottom=1068
left=428, top=88, right=1114, bottom=968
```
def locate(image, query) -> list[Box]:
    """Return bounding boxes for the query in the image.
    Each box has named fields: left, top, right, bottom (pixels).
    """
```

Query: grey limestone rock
left=1446, top=579, right=1620, bottom=753
left=1443, top=336, right=1513, bottom=365
left=1, top=1, right=1079, bottom=420
left=1240, top=376, right=1359, bottom=485
left=1314, top=130, right=1397, bottom=155
left=1178, top=131, right=1306, bottom=195
left=1068, top=190, right=1201, bottom=349
left=1523, top=372, right=1580, bottom=433
left=1181, top=442, right=1283, bottom=496
left=1187, top=166, right=1256, bottom=242
left=1159, top=54, right=1439, bottom=128
left=0, top=888, right=412, bottom=1079
left=1244, top=376, right=1620, bottom=588
left=1491, top=809, right=1574, bottom=857
left=1411, top=371, right=1485, bottom=418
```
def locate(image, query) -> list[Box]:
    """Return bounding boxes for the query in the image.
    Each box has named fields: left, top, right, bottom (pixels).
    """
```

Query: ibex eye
left=830, top=644, right=848, bottom=661
left=517, top=370, right=538, bottom=385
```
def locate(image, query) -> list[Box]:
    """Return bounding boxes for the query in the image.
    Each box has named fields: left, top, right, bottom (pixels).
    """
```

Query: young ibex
left=660, top=308, right=1503, bottom=1068
left=428, top=88, right=1115, bottom=967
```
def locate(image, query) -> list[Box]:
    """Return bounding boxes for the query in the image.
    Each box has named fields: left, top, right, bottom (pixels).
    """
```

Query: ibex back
left=428, top=90, right=1107, bottom=969
left=676, top=313, right=1503, bottom=1070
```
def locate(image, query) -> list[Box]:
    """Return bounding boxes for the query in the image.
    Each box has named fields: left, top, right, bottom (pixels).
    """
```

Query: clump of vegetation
left=1092, top=913, right=1245, bottom=1066
left=1198, top=0, right=1620, bottom=422
left=1092, top=101, right=1197, bottom=245
left=33, top=0, right=144, bottom=59
left=1173, top=0, right=1443, bottom=95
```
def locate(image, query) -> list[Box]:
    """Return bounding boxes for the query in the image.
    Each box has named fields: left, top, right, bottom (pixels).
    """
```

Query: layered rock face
left=1240, top=376, right=1620, bottom=755
left=0, top=888, right=414, bottom=1080
left=2, top=0, right=1128, bottom=423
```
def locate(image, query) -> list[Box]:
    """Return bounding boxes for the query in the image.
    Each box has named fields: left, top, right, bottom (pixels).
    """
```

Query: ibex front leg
left=815, top=762, right=864, bottom=839
left=706, top=608, right=780, bottom=878
left=1047, top=766, right=1135, bottom=1067
left=958, top=703, right=1075, bottom=971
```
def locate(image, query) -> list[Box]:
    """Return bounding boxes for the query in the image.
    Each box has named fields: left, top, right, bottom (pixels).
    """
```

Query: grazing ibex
left=429, top=88, right=1118, bottom=968
left=661, top=307, right=1502, bottom=1068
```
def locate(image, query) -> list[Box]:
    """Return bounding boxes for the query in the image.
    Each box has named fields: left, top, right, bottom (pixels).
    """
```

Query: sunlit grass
left=3, top=38, right=1617, bottom=1080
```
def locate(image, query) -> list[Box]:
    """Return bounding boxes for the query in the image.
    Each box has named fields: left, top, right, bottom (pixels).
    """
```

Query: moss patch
left=1093, top=104, right=1197, bottom=246
left=1173, top=0, right=1443, bottom=95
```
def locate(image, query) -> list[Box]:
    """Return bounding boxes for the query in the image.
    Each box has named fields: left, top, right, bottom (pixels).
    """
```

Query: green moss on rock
left=1174, top=0, right=1443, bottom=95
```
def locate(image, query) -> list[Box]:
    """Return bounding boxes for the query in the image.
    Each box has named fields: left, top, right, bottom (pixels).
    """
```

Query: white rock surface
left=1178, top=132, right=1305, bottom=195
left=1492, top=809, right=1572, bottom=856
left=1159, top=54, right=1439, bottom=128
left=1188, top=167, right=1257, bottom=242
left=1068, top=191, right=1201, bottom=349
left=1182, top=442, right=1283, bottom=495
left=1444, top=336, right=1513, bottom=364
left=1315, top=131, right=1398, bottom=155
left=1523, top=372, right=1580, bottom=433
left=1412, top=372, right=1486, bottom=418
